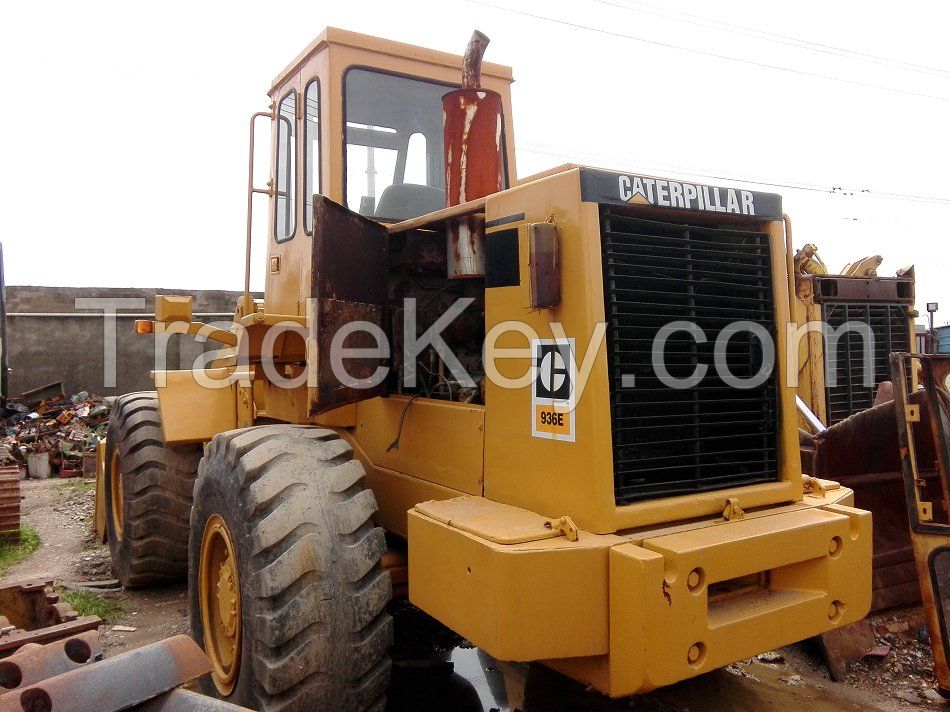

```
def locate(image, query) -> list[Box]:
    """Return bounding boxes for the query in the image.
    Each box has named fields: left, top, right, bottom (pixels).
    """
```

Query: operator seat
left=374, top=183, right=445, bottom=221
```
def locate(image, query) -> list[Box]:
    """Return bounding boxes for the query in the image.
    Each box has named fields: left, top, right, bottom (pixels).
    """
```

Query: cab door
left=307, top=196, right=389, bottom=414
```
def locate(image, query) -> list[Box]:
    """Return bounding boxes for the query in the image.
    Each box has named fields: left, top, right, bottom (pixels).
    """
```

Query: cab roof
left=270, top=27, right=515, bottom=95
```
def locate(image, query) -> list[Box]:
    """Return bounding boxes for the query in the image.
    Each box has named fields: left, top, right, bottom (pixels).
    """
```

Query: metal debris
left=0, top=631, right=100, bottom=689
left=0, top=467, right=20, bottom=542
left=0, top=583, right=243, bottom=711
left=810, top=390, right=937, bottom=610
left=0, top=579, right=100, bottom=657
left=0, top=635, right=212, bottom=712
left=818, top=618, right=876, bottom=681
left=1, top=391, right=110, bottom=480
left=865, top=644, right=891, bottom=659
left=136, top=689, right=256, bottom=711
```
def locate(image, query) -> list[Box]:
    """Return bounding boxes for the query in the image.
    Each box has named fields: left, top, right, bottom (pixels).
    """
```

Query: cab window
left=275, top=90, right=296, bottom=241
left=304, top=79, right=321, bottom=234
left=344, top=69, right=449, bottom=222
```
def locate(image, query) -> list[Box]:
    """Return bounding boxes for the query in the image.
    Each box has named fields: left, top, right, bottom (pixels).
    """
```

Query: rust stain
left=812, top=387, right=939, bottom=611
left=461, top=30, right=490, bottom=90
left=0, top=635, right=212, bottom=712
left=443, top=89, right=503, bottom=210
left=443, top=31, right=503, bottom=279
left=662, top=580, right=672, bottom=607
left=0, top=631, right=101, bottom=689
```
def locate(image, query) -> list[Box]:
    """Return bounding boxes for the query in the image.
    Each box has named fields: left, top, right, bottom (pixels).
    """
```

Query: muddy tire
left=189, top=425, right=392, bottom=712
left=104, top=392, right=201, bottom=587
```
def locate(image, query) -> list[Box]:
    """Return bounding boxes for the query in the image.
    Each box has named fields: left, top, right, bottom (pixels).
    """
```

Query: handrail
left=244, top=109, right=275, bottom=316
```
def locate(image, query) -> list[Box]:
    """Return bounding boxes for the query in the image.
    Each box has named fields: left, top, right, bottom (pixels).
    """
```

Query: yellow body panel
left=155, top=369, right=251, bottom=444
left=259, top=380, right=308, bottom=423
left=354, top=396, right=484, bottom=495
left=409, top=493, right=871, bottom=697
left=481, top=169, right=801, bottom=534
left=155, top=294, right=193, bottom=322
left=795, top=277, right=829, bottom=424
left=408, top=498, right=624, bottom=662
left=341, top=428, right=468, bottom=538
left=415, top=495, right=567, bottom=544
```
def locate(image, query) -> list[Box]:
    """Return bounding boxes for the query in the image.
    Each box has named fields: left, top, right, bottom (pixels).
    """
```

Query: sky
left=1, top=0, right=948, bottom=325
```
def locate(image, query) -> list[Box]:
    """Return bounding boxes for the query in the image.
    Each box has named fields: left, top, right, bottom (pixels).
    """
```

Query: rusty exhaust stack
left=443, top=30, right=504, bottom=278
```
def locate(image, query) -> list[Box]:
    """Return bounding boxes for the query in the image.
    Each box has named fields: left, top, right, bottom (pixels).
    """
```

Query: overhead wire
left=465, top=0, right=950, bottom=103
left=460, top=1, right=950, bottom=203
left=515, top=141, right=950, bottom=205
left=599, top=0, right=950, bottom=78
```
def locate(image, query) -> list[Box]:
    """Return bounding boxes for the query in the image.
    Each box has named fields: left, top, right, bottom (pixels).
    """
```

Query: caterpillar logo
left=532, top=339, right=576, bottom=442
left=578, top=167, right=784, bottom=220
left=619, top=175, right=756, bottom=215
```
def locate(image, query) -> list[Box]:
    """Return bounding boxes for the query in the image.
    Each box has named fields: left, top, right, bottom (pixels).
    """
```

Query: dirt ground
left=1, top=478, right=189, bottom=656
left=3, top=478, right=948, bottom=711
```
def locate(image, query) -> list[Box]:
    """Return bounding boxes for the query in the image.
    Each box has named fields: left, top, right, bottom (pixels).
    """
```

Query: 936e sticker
left=532, top=339, right=576, bottom=442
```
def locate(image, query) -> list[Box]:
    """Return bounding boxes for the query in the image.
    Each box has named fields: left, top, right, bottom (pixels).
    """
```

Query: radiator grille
left=600, top=209, right=779, bottom=504
left=822, top=302, right=912, bottom=425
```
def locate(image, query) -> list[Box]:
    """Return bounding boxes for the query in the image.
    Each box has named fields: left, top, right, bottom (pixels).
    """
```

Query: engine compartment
left=387, top=226, right=486, bottom=404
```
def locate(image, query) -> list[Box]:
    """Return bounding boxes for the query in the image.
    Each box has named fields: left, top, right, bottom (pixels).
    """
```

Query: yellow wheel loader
left=99, top=28, right=873, bottom=711
left=791, top=244, right=923, bottom=611
left=793, top=242, right=916, bottom=427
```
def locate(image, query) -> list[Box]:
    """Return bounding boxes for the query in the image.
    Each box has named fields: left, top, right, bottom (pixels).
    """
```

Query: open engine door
left=893, top=353, right=950, bottom=699
left=308, top=196, right=389, bottom=414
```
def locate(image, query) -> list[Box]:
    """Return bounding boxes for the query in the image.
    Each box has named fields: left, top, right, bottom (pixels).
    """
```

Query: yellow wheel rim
left=199, top=514, right=242, bottom=695
left=109, top=449, right=124, bottom=541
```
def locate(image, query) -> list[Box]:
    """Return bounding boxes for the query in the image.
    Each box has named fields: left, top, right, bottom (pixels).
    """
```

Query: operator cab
left=260, top=28, right=516, bottom=315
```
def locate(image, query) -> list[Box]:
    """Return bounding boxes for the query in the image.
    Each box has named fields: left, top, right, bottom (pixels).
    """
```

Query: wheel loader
left=99, top=28, right=873, bottom=710
left=791, top=243, right=919, bottom=611
left=792, top=242, right=916, bottom=427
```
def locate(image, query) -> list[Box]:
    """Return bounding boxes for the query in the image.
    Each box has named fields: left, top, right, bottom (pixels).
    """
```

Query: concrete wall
left=4, top=287, right=248, bottom=398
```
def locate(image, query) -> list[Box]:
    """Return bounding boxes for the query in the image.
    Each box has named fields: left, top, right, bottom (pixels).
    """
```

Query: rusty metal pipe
left=443, top=31, right=503, bottom=278
left=461, top=30, right=490, bottom=89
left=0, top=635, right=210, bottom=712
left=136, top=688, right=255, bottom=711
left=0, top=631, right=100, bottom=691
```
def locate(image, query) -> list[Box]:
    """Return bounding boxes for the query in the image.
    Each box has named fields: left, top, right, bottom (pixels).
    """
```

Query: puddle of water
left=386, top=602, right=883, bottom=711
left=389, top=647, right=884, bottom=712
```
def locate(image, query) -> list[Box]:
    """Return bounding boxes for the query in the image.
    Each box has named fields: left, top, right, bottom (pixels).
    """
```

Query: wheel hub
left=199, top=514, right=241, bottom=695
left=216, top=559, right=239, bottom=639
left=109, top=449, right=124, bottom=540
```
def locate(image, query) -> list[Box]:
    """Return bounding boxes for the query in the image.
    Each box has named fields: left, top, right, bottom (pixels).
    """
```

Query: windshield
left=344, top=69, right=451, bottom=222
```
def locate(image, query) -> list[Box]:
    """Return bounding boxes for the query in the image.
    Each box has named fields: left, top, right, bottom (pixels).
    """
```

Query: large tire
left=189, top=425, right=393, bottom=712
left=105, top=392, right=201, bottom=587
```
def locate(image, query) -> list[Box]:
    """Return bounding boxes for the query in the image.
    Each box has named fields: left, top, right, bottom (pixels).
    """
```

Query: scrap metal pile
left=0, top=578, right=250, bottom=711
left=0, top=383, right=110, bottom=480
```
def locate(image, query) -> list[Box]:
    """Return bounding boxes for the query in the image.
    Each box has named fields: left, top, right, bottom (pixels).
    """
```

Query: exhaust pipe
left=443, top=30, right=504, bottom=279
